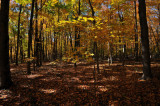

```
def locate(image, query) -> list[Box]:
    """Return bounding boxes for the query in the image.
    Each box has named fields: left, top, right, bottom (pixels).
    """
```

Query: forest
left=0, top=0, right=160, bottom=105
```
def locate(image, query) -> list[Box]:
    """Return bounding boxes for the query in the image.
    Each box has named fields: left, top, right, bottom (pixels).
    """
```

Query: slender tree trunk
left=10, top=43, right=13, bottom=63
left=53, top=31, right=57, bottom=60
left=150, top=24, right=159, bottom=55
left=16, top=4, right=22, bottom=66
left=157, top=4, right=160, bottom=56
left=0, top=0, right=13, bottom=89
left=35, top=0, right=40, bottom=67
left=74, top=0, right=81, bottom=68
left=134, top=1, right=138, bottom=61
left=138, top=0, right=152, bottom=80
left=39, top=5, right=43, bottom=66
left=69, top=32, right=73, bottom=51
left=158, top=4, right=160, bottom=26
left=89, top=0, right=99, bottom=73
left=27, top=0, right=35, bottom=74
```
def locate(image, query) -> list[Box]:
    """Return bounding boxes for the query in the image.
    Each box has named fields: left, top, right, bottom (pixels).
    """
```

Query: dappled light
left=0, top=0, right=160, bottom=105
left=1, top=61, right=160, bottom=105
left=40, top=89, right=57, bottom=94
left=77, top=85, right=90, bottom=90
left=26, top=74, right=43, bottom=79
left=98, top=86, right=108, bottom=92
left=0, top=90, right=12, bottom=100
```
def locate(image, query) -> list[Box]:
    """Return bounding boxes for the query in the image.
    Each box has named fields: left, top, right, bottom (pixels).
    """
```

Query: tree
left=27, top=0, right=35, bottom=74
left=138, top=0, right=152, bottom=80
left=134, top=0, right=138, bottom=61
left=16, top=4, right=22, bottom=66
left=0, top=0, right=12, bottom=88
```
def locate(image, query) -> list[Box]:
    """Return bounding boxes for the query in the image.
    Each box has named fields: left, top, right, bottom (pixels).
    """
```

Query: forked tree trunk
left=138, top=0, right=152, bottom=80
left=0, top=0, right=13, bottom=89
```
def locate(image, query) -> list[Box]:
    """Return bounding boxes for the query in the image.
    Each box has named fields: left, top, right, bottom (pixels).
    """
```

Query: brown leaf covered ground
left=0, top=61, right=160, bottom=105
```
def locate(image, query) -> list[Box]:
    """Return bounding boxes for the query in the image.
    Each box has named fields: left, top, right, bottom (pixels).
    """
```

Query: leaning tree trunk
left=0, top=0, right=13, bottom=89
left=138, top=0, right=152, bottom=80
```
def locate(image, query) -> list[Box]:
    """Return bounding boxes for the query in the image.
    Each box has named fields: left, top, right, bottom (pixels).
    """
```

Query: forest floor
left=1, top=60, right=160, bottom=105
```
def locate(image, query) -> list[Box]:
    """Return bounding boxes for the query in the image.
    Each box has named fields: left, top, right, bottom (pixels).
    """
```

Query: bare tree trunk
left=16, top=4, right=22, bottom=66
left=89, top=0, right=100, bottom=74
left=35, top=0, right=40, bottom=67
left=74, top=0, right=81, bottom=68
left=134, top=1, right=138, bottom=61
left=138, top=0, right=152, bottom=80
left=27, top=0, right=35, bottom=74
left=0, top=0, right=12, bottom=89
left=39, top=1, right=43, bottom=66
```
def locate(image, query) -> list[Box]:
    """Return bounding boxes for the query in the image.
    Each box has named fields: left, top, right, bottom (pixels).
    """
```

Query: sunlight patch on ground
left=10, top=68, right=15, bottom=71
left=20, top=85, right=34, bottom=89
left=135, top=71, right=143, bottom=74
left=98, top=86, right=108, bottom=92
left=126, top=70, right=135, bottom=77
left=85, top=65, right=95, bottom=69
left=105, top=69, right=112, bottom=71
left=110, top=76, right=118, bottom=81
left=126, top=64, right=143, bottom=67
left=88, top=79, right=95, bottom=83
left=109, top=100, right=119, bottom=106
left=40, top=89, right=57, bottom=94
left=0, top=90, right=12, bottom=100
left=26, top=74, right=43, bottom=79
left=40, top=77, right=57, bottom=81
left=77, top=85, right=90, bottom=90
left=105, top=76, right=118, bottom=81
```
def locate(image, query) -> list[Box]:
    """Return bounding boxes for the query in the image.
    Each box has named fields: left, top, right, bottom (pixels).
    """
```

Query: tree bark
left=16, top=4, right=22, bottom=66
left=74, top=0, right=81, bottom=68
left=134, top=1, right=138, bottom=61
left=138, top=0, right=152, bottom=80
left=27, top=0, right=35, bottom=74
left=35, top=0, right=40, bottom=67
left=89, top=0, right=99, bottom=73
left=0, top=0, right=12, bottom=89
left=39, top=0, right=43, bottom=66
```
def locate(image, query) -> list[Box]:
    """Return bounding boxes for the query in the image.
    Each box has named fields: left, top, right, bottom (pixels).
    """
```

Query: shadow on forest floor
left=1, top=61, right=160, bottom=105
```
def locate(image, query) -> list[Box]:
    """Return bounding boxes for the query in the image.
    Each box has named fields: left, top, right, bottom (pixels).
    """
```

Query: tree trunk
left=16, top=4, right=22, bottom=66
left=35, top=0, right=40, bottom=67
left=27, top=0, right=35, bottom=74
left=134, top=1, right=138, bottom=61
left=0, top=0, right=13, bottom=89
left=89, top=0, right=99, bottom=74
left=74, top=0, right=81, bottom=68
left=138, top=0, right=152, bottom=80
left=39, top=18, right=43, bottom=66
